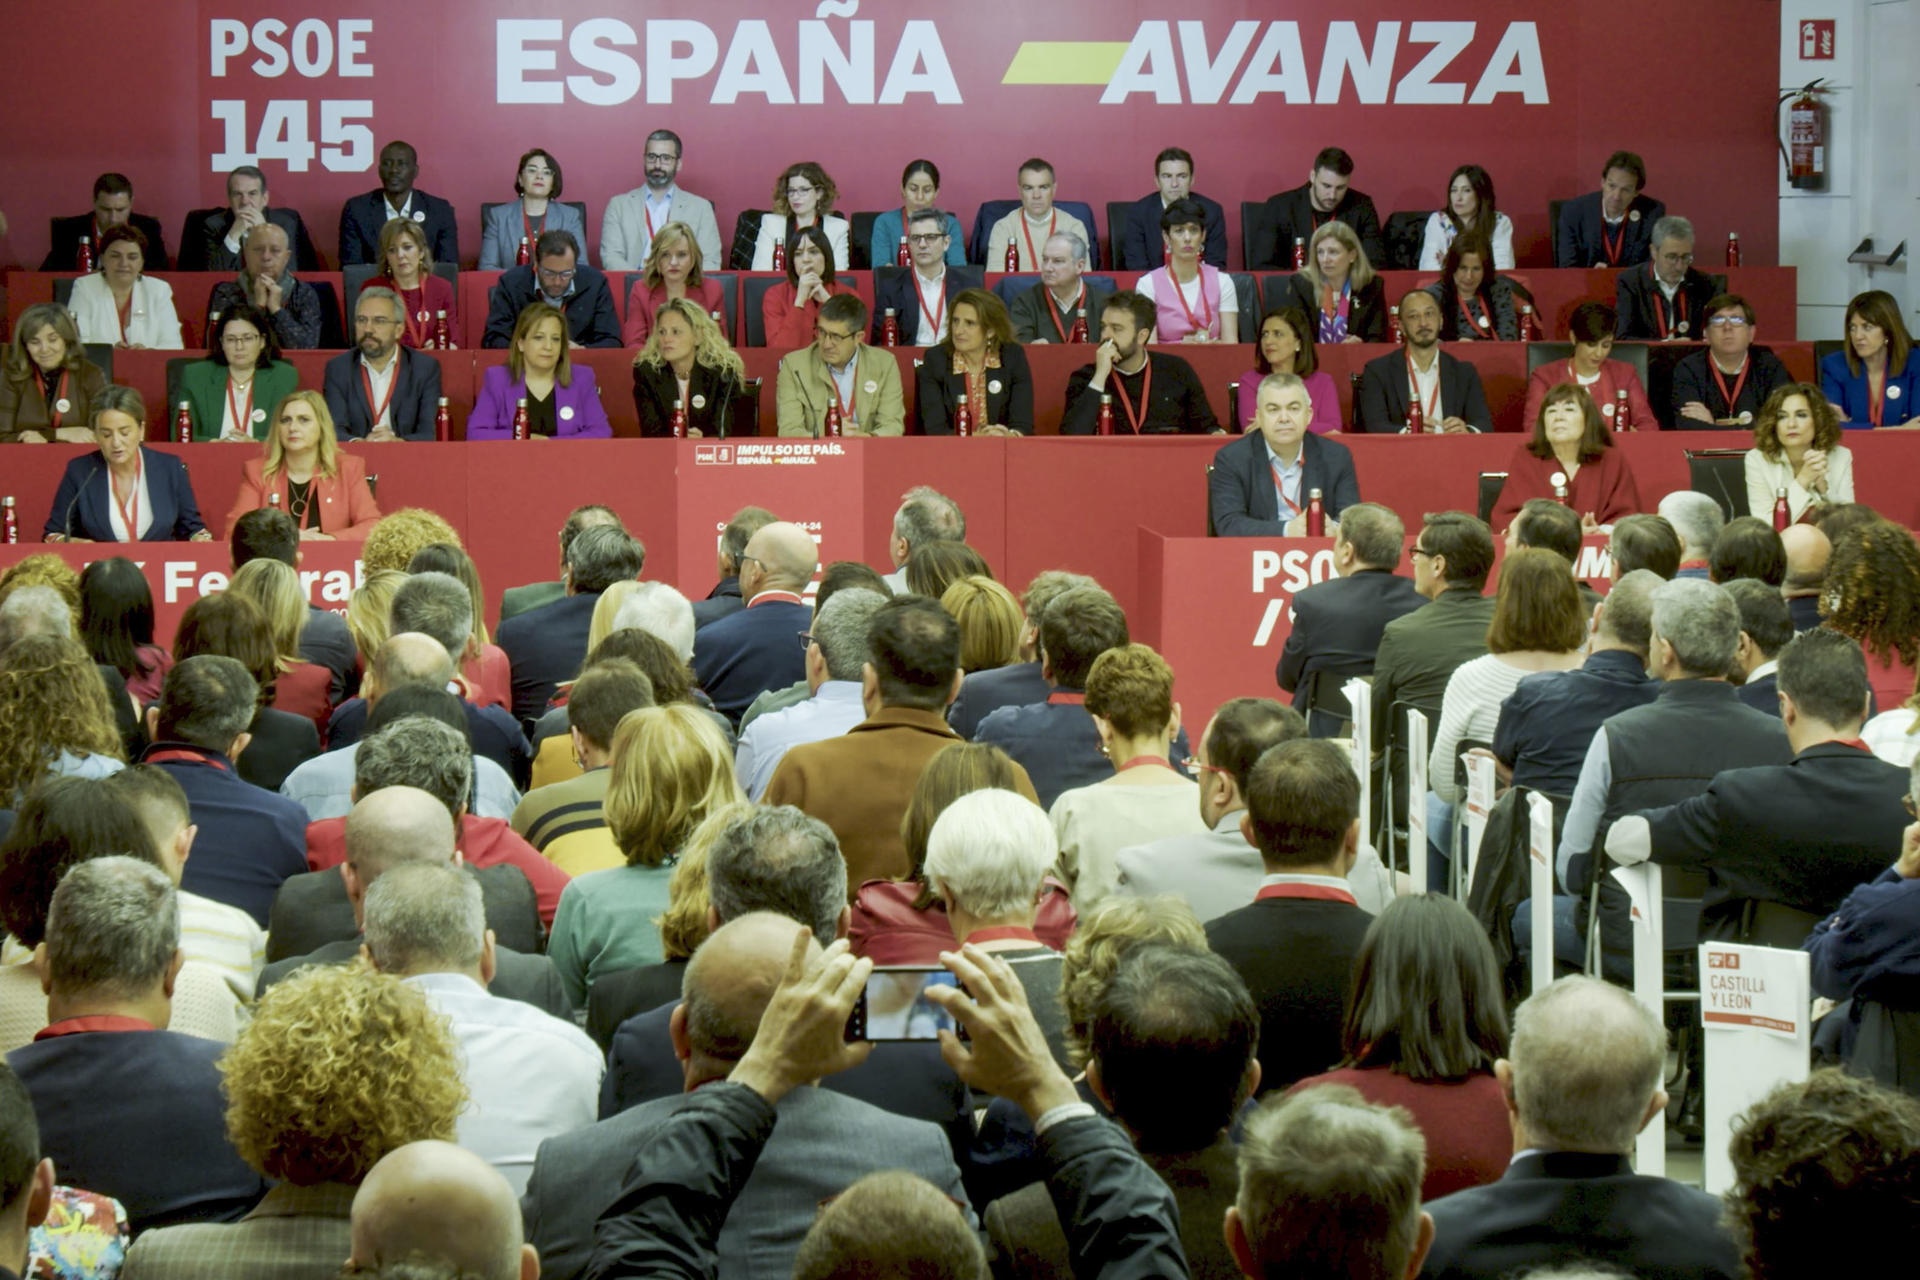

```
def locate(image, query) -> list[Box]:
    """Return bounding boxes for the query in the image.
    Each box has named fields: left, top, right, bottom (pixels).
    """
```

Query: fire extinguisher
left=1781, top=80, right=1828, bottom=191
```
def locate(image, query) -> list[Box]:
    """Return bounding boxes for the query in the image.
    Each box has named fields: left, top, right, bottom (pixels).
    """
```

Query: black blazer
left=584, top=959, right=687, bottom=1050
left=1614, top=264, right=1723, bottom=341
left=1356, top=348, right=1492, bottom=433
left=258, top=935, right=570, bottom=1018
left=1254, top=185, right=1386, bottom=270
left=43, top=212, right=170, bottom=271
left=914, top=343, right=1034, bottom=435
left=1553, top=191, right=1667, bottom=268
left=1061, top=351, right=1218, bottom=435
left=236, top=706, right=319, bottom=793
left=868, top=265, right=985, bottom=343
left=44, top=447, right=205, bottom=541
left=483, top=264, right=622, bottom=349
left=1205, top=895, right=1372, bottom=1092
left=186, top=206, right=322, bottom=273
left=1422, top=1150, right=1742, bottom=1280
left=631, top=360, right=751, bottom=439
left=498, top=592, right=601, bottom=725
left=1276, top=568, right=1427, bottom=697
left=1207, top=429, right=1360, bottom=537
left=321, top=347, right=444, bottom=441
left=337, top=189, right=459, bottom=267
left=691, top=578, right=743, bottom=630
left=264, top=862, right=543, bottom=963
left=1281, top=273, right=1388, bottom=343
left=1116, top=191, right=1227, bottom=270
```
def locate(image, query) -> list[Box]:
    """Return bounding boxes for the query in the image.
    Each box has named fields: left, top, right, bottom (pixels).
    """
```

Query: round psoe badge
left=559, top=406, right=575, bottom=421
left=863, top=380, right=878, bottom=394
left=988, top=379, right=1003, bottom=394
left=691, top=394, right=707, bottom=410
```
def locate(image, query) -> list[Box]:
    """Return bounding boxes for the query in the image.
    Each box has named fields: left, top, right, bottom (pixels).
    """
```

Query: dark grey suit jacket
left=257, top=937, right=569, bottom=1019
left=499, top=580, right=566, bottom=622
left=264, top=863, right=542, bottom=962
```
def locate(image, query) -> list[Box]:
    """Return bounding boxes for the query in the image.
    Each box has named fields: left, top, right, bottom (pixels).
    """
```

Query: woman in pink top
left=1522, top=299, right=1656, bottom=434
left=1236, top=307, right=1340, bottom=433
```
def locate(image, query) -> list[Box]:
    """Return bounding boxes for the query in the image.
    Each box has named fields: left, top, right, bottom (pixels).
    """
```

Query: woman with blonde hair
left=621, top=221, right=726, bottom=347
left=366, top=217, right=454, bottom=348
left=588, top=580, right=644, bottom=655
left=467, top=302, right=611, bottom=439
left=224, top=390, right=383, bottom=540
left=1280, top=220, right=1386, bottom=343
left=631, top=297, right=750, bottom=438
left=228, top=557, right=335, bottom=735
left=546, top=703, right=745, bottom=1007
left=0, top=636, right=124, bottom=803
left=941, top=576, right=1022, bottom=673
left=345, top=568, right=408, bottom=672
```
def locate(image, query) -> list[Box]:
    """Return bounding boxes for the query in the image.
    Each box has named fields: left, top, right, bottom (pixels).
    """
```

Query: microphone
left=714, top=370, right=735, bottom=441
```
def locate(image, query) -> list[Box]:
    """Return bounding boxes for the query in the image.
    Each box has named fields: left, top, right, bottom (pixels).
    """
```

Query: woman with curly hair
left=546, top=703, right=745, bottom=1007
left=751, top=160, right=849, bottom=271
left=361, top=507, right=461, bottom=575
left=227, top=558, right=334, bottom=737
left=118, top=963, right=465, bottom=1278
left=631, top=298, right=750, bottom=438
left=1822, top=519, right=1920, bottom=714
left=1745, top=383, right=1853, bottom=523
left=0, top=636, right=124, bottom=803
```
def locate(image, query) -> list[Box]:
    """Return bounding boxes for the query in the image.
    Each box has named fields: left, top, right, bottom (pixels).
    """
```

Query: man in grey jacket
left=600, top=129, right=724, bottom=271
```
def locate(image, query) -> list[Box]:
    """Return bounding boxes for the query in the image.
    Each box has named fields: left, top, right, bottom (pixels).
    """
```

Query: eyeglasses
left=815, top=326, right=857, bottom=343
left=797, top=631, right=814, bottom=650
left=221, top=332, right=263, bottom=347
left=1657, top=251, right=1695, bottom=266
left=738, top=554, right=766, bottom=572
left=907, top=232, right=948, bottom=246
left=355, top=315, right=399, bottom=329
left=1707, top=317, right=1749, bottom=329
left=537, top=266, right=577, bottom=283
left=786, top=184, right=816, bottom=197
left=1191, top=760, right=1233, bottom=782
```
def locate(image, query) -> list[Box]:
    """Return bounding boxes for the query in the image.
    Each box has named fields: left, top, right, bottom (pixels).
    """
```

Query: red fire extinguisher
left=1782, top=80, right=1828, bottom=191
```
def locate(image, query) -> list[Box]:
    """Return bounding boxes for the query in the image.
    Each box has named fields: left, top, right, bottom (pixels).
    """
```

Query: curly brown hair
left=1821, top=521, right=1920, bottom=667
left=1751, top=383, right=1843, bottom=460
left=1058, top=895, right=1206, bottom=1069
left=1083, top=643, right=1177, bottom=739
left=0, top=636, right=123, bottom=800
left=0, top=554, right=81, bottom=622
left=219, top=963, right=464, bottom=1185
left=361, top=508, right=462, bottom=575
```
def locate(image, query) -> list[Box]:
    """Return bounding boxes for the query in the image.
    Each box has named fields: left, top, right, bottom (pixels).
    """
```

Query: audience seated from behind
left=1778, top=523, right=1830, bottom=635
left=1607, top=513, right=1682, bottom=582
left=733, top=587, right=887, bottom=800
left=342, top=1140, right=538, bottom=1280
left=510, top=659, right=653, bottom=866
left=497, top=504, right=625, bottom=623
left=229, top=506, right=358, bottom=701
left=1368, top=511, right=1497, bottom=756
left=690, top=521, right=817, bottom=725
left=878, top=486, right=967, bottom=595
left=1724, top=578, right=1793, bottom=716
left=1657, top=490, right=1725, bottom=579
left=498, top=524, right=647, bottom=726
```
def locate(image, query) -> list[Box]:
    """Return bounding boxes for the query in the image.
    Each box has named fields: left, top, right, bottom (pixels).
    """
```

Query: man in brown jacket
left=764, top=596, right=1037, bottom=892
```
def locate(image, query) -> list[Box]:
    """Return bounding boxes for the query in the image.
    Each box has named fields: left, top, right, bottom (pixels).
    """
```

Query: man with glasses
left=322, top=286, right=443, bottom=440
left=1671, top=293, right=1793, bottom=428
left=1366, top=511, right=1496, bottom=756
left=870, top=209, right=983, bottom=345
left=600, top=129, right=723, bottom=272
left=1010, top=231, right=1110, bottom=345
left=1614, top=216, right=1721, bottom=341
left=204, top=222, right=322, bottom=349
left=776, top=292, right=904, bottom=437
left=482, top=229, right=620, bottom=349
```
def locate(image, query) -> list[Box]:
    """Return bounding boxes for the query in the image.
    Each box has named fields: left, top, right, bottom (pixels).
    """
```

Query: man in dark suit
left=1209, top=372, right=1360, bottom=538
left=1424, top=977, right=1741, bottom=1280
left=693, top=506, right=778, bottom=630
left=1008, top=232, right=1112, bottom=346
left=183, top=164, right=322, bottom=273
left=868, top=210, right=984, bottom=343
left=1205, top=739, right=1374, bottom=1093
left=1615, top=216, right=1722, bottom=341
left=1554, top=150, right=1667, bottom=269
left=1252, top=145, right=1385, bottom=270
left=949, top=571, right=1090, bottom=739
left=1275, top=503, right=1424, bottom=737
left=1115, top=147, right=1227, bottom=271
left=1608, top=629, right=1909, bottom=943
left=691, top=521, right=817, bottom=724
left=337, top=140, right=459, bottom=267
left=1725, top=579, right=1791, bottom=716
left=1780, top=524, right=1829, bottom=634
left=527, top=911, right=969, bottom=1280
left=6, top=858, right=268, bottom=1233
left=322, top=287, right=444, bottom=441
left=499, top=525, right=646, bottom=725
left=1356, top=290, right=1491, bottom=433
left=482, top=230, right=620, bottom=349
left=499, top=504, right=626, bottom=623
left=1060, top=291, right=1219, bottom=435
left=42, top=172, right=169, bottom=271
left=1368, top=511, right=1497, bottom=753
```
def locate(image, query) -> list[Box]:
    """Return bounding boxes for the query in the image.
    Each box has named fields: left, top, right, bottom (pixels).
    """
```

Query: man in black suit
left=1061, top=292, right=1219, bottom=435
left=337, top=140, right=459, bottom=267
left=498, top=524, right=646, bottom=725
left=1252, top=145, right=1385, bottom=270
left=322, top=286, right=443, bottom=441
left=1725, top=579, right=1791, bottom=716
left=948, top=570, right=1090, bottom=739
left=1008, top=231, right=1112, bottom=346
left=1209, top=372, right=1360, bottom=538
left=1421, top=975, right=1741, bottom=1280
left=1276, top=503, right=1424, bottom=737
left=481, top=230, right=620, bottom=349
left=1356, top=290, right=1491, bottom=433
left=1780, top=524, right=1829, bottom=633
left=184, top=164, right=322, bottom=273
left=694, top=506, right=778, bottom=630
left=1553, top=150, right=1667, bottom=269
left=1204, top=738, right=1374, bottom=1093
left=1115, top=147, right=1227, bottom=271
left=42, top=172, right=169, bottom=271
left=1615, top=216, right=1722, bottom=341
left=690, top=521, right=817, bottom=724
left=232, top=508, right=357, bottom=701
left=1368, top=511, right=1497, bottom=753
left=1608, top=629, right=1909, bottom=943
left=499, top=504, right=626, bottom=623
left=869, top=209, right=984, bottom=344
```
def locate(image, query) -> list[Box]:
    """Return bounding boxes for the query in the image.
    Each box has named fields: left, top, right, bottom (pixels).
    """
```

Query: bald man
left=349, top=1141, right=536, bottom=1280
left=1780, top=524, right=1830, bottom=633
left=692, top=522, right=820, bottom=724
left=321, top=631, right=532, bottom=784
left=204, top=220, right=324, bottom=349
left=523, top=912, right=965, bottom=1280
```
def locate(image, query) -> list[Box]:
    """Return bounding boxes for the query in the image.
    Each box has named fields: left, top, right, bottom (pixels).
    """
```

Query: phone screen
left=846, top=966, right=962, bottom=1042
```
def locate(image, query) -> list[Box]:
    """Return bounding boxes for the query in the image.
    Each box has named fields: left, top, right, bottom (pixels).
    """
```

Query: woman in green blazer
left=178, top=301, right=299, bottom=442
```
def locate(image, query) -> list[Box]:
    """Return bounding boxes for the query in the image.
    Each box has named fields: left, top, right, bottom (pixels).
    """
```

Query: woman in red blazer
left=621, top=220, right=726, bottom=348
left=762, top=223, right=858, bottom=352
left=225, top=390, right=383, bottom=540
left=1491, top=383, right=1642, bottom=532
left=1522, top=299, right=1656, bottom=433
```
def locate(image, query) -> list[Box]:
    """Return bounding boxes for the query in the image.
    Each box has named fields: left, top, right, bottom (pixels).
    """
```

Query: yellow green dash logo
left=1001, top=42, right=1133, bottom=85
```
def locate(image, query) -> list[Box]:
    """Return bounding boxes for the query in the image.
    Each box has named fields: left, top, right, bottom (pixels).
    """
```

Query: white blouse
left=67, top=272, right=184, bottom=349
left=752, top=214, right=851, bottom=272
left=1418, top=210, right=1516, bottom=271
left=1744, top=445, right=1854, bottom=524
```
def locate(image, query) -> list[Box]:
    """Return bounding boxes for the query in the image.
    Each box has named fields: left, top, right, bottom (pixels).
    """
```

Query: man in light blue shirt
left=735, top=589, right=888, bottom=799
left=281, top=682, right=521, bottom=822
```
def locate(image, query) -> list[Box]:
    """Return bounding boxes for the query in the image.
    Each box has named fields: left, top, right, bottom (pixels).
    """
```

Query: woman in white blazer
left=751, top=161, right=850, bottom=271
left=479, top=148, right=591, bottom=270
left=1417, top=164, right=1515, bottom=271
left=67, top=226, right=182, bottom=349
left=1744, top=382, right=1854, bottom=524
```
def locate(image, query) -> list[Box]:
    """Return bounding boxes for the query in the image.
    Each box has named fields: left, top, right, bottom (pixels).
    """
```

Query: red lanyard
left=1019, top=210, right=1055, bottom=271
left=41, top=368, right=71, bottom=429
left=111, top=454, right=142, bottom=539
left=913, top=273, right=946, bottom=340
left=1256, top=881, right=1359, bottom=905
left=1110, top=359, right=1152, bottom=435
left=1600, top=218, right=1626, bottom=266
left=1709, top=359, right=1752, bottom=418
left=1406, top=352, right=1442, bottom=423
left=1168, top=267, right=1213, bottom=335
left=1458, top=295, right=1492, bottom=338
left=826, top=362, right=855, bottom=423
left=1113, top=754, right=1177, bottom=773
left=397, top=284, right=430, bottom=348
left=644, top=202, right=659, bottom=241
left=360, top=358, right=400, bottom=430
left=1270, top=459, right=1302, bottom=519
left=1652, top=290, right=1687, bottom=339
left=522, top=206, right=546, bottom=253
left=226, top=376, right=254, bottom=438
left=1046, top=283, right=1085, bottom=343
left=115, top=289, right=135, bottom=344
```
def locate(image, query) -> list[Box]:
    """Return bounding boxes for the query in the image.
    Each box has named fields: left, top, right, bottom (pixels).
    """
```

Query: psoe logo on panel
left=693, top=444, right=736, bottom=465
left=1248, top=547, right=1337, bottom=646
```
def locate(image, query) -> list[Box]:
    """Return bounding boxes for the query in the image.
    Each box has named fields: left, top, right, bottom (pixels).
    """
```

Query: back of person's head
left=349, top=1141, right=535, bottom=1280
left=612, top=582, right=697, bottom=664
left=923, top=788, right=1055, bottom=920
left=867, top=597, right=961, bottom=711
left=1507, top=976, right=1666, bottom=1153
left=898, top=743, right=1025, bottom=889
left=679, top=911, right=815, bottom=1066
left=1711, top=517, right=1787, bottom=586
left=793, top=1170, right=985, bottom=1280
left=558, top=504, right=625, bottom=560
left=1084, top=643, right=1176, bottom=739
left=1806, top=501, right=1882, bottom=547
left=169, top=593, right=277, bottom=704
left=1649, top=578, right=1740, bottom=677
left=1087, top=944, right=1258, bottom=1153
left=1342, top=895, right=1507, bottom=1079
left=604, top=704, right=743, bottom=868
left=1777, top=627, right=1869, bottom=728
left=893, top=485, right=967, bottom=550
left=1724, top=578, right=1793, bottom=664
left=566, top=524, right=646, bottom=595
left=941, top=576, right=1022, bottom=672
left=1780, top=523, right=1832, bottom=595
left=816, top=560, right=892, bottom=613
left=1725, top=1069, right=1920, bottom=1280
left=1608, top=514, right=1682, bottom=580
left=78, top=556, right=157, bottom=678
left=44, top=855, right=178, bottom=1001
left=1656, top=491, right=1725, bottom=558
left=566, top=659, right=654, bottom=752
left=1232, top=1084, right=1429, bottom=1280
left=101, top=763, right=192, bottom=854
left=705, top=806, right=846, bottom=941
left=0, top=777, right=156, bottom=947
left=587, top=627, right=696, bottom=706
left=904, top=540, right=991, bottom=601
left=230, top=506, right=300, bottom=569
left=226, top=558, right=306, bottom=663
left=1595, top=569, right=1660, bottom=654
left=1040, top=585, right=1129, bottom=689
left=366, top=684, right=470, bottom=739
left=1245, top=739, right=1358, bottom=869
left=154, top=653, right=258, bottom=751
left=345, top=784, right=460, bottom=881
left=363, top=862, right=484, bottom=976
left=1337, top=503, right=1406, bottom=569
left=1513, top=499, right=1582, bottom=564
left=811, top=587, right=887, bottom=683
left=0, top=1063, right=41, bottom=1224
left=1021, top=570, right=1097, bottom=631
left=1060, top=895, right=1207, bottom=1065
left=1420, top=511, right=1495, bottom=591
left=355, top=717, right=472, bottom=820
left=361, top=508, right=462, bottom=576
left=1487, top=548, right=1586, bottom=656
left=1205, top=699, right=1307, bottom=799
left=390, top=573, right=473, bottom=662
left=0, top=556, right=80, bottom=624
left=0, top=583, right=74, bottom=650
left=718, top=507, right=778, bottom=571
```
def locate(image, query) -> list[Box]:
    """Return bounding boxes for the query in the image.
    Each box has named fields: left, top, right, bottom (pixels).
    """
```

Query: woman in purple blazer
left=466, top=302, right=612, bottom=440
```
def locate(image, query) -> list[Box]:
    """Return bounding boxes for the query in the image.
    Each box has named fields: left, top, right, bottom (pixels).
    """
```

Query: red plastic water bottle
left=1772, top=488, right=1790, bottom=531
left=512, top=398, right=530, bottom=441
left=1407, top=398, right=1425, bottom=435
left=434, top=397, right=451, bottom=442
left=1519, top=304, right=1541, bottom=341
left=954, top=399, right=973, bottom=437
left=1096, top=393, right=1114, bottom=437
left=1068, top=310, right=1089, bottom=344
left=516, top=237, right=530, bottom=267
left=76, top=236, right=95, bottom=273
left=1614, top=389, right=1633, bottom=433
left=1726, top=233, right=1741, bottom=267
left=1004, top=240, right=1019, bottom=272
left=1305, top=488, right=1325, bottom=537
left=1388, top=305, right=1404, bottom=345
left=823, top=399, right=843, bottom=437
left=771, top=240, right=787, bottom=272
left=174, top=400, right=192, bottom=444
left=880, top=308, right=899, bottom=348
left=670, top=398, right=687, bottom=439
left=433, top=310, right=454, bottom=350
left=1291, top=237, right=1306, bottom=270
left=896, top=236, right=911, bottom=267
left=2, top=497, right=18, bottom=545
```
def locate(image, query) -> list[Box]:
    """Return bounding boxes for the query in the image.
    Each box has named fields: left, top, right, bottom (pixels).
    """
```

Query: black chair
left=1227, top=273, right=1258, bottom=335
left=1548, top=200, right=1566, bottom=260
left=848, top=211, right=879, bottom=270
left=991, top=274, right=1039, bottom=310
left=1240, top=200, right=1279, bottom=271
left=1477, top=473, right=1509, bottom=525
left=740, top=275, right=785, bottom=348
left=1684, top=448, right=1751, bottom=521
left=1227, top=379, right=1241, bottom=430
left=341, top=263, right=459, bottom=320
left=619, top=272, right=738, bottom=342
left=727, top=210, right=767, bottom=270
left=163, top=357, right=195, bottom=435
left=53, top=279, right=77, bottom=308
left=1526, top=341, right=1652, bottom=388
left=1204, top=462, right=1218, bottom=537
left=733, top=377, right=763, bottom=438
left=1259, top=275, right=1303, bottom=317
left=83, top=345, right=114, bottom=381
left=1296, top=666, right=1365, bottom=740
left=1383, top=211, right=1428, bottom=270
left=307, top=281, right=348, bottom=350
left=176, top=207, right=223, bottom=272
left=1813, top=338, right=1845, bottom=367
left=477, top=202, right=590, bottom=258
left=1106, top=201, right=1133, bottom=268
